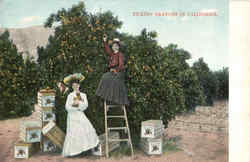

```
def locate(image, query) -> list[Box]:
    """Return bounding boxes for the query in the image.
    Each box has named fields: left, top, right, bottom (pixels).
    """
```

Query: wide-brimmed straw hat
left=63, top=73, right=85, bottom=86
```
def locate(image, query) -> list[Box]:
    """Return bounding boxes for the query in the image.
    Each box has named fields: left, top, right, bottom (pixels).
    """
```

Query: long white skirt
left=62, top=110, right=99, bottom=157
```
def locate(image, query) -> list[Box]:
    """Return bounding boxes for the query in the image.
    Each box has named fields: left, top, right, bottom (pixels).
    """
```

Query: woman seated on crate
left=62, top=73, right=99, bottom=157
left=95, top=35, right=129, bottom=105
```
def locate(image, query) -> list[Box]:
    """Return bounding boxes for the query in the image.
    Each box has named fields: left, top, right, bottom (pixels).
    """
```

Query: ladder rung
left=107, top=105, right=122, bottom=108
left=108, top=138, right=129, bottom=142
left=108, top=127, right=127, bottom=130
left=107, top=115, right=125, bottom=118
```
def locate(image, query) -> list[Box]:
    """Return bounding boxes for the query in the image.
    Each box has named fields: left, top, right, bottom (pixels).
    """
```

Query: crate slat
left=42, top=121, right=65, bottom=149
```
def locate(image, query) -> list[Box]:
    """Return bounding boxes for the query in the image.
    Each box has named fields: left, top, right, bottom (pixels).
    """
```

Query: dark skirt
left=95, top=72, right=129, bottom=105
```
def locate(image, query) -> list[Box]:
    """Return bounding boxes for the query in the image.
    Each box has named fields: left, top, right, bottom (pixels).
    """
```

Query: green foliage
left=163, top=140, right=182, bottom=153
left=54, top=91, right=68, bottom=132
left=19, top=55, right=41, bottom=117
left=0, top=31, right=40, bottom=119
left=0, top=30, right=24, bottom=119
left=37, top=2, right=205, bottom=139
left=0, top=2, right=228, bottom=136
left=38, top=2, right=122, bottom=134
left=162, top=136, right=182, bottom=154
left=162, top=45, right=205, bottom=112
left=192, top=58, right=218, bottom=106
left=178, top=69, right=205, bottom=111
left=123, top=32, right=187, bottom=135
left=214, top=67, right=228, bottom=99
left=110, top=143, right=132, bottom=158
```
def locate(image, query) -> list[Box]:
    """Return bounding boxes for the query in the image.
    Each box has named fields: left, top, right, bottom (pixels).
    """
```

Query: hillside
left=0, top=26, right=54, bottom=61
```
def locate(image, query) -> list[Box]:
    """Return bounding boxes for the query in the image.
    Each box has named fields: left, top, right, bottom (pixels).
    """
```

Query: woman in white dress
left=62, top=76, right=99, bottom=157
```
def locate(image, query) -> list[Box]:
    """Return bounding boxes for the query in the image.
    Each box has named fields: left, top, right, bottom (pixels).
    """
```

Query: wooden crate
left=141, top=120, right=165, bottom=138
left=91, top=131, right=120, bottom=156
left=37, top=87, right=56, bottom=108
left=42, top=121, right=65, bottom=149
left=34, top=104, right=54, bottom=112
left=35, top=105, right=56, bottom=122
left=34, top=104, right=56, bottom=151
left=42, top=136, right=59, bottom=152
left=19, top=120, right=42, bottom=143
left=14, top=141, right=40, bottom=159
left=140, top=137, right=162, bottom=155
left=42, top=111, right=56, bottom=122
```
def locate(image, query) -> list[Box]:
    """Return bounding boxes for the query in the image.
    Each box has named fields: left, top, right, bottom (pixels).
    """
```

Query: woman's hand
left=76, top=100, right=84, bottom=111
left=110, top=68, right=117, bottom=74
left=103, top=34, right=107, bottom=42
left=78, top=100, right=84, bottom=105
left=72, top=100, right=79, bottom=107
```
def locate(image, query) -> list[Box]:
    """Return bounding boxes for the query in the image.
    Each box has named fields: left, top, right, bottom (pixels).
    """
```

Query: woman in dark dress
left=95, top=35, right=129, bottom=105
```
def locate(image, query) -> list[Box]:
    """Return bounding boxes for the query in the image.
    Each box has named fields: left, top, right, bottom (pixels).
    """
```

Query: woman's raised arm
left=103, top=35, right=112, bottom=56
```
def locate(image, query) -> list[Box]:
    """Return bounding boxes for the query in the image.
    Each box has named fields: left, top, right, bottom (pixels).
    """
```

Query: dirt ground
left=0, top=102, right=228, bottom=162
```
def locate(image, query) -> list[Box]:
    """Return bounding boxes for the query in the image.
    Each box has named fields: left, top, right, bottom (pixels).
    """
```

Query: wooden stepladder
left=104, top=100, right=134, bottom=158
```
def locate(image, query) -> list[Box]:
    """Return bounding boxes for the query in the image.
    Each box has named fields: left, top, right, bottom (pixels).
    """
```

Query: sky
left=0, top=0, right=228, bottom=71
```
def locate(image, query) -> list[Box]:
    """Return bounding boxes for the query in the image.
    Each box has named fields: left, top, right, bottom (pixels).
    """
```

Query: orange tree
left=214, top=67, right=228, bottom=100
left=192, top=58, right=218, bottom=105
left=37, top=2, right=204, bottom=140
left=20, top=55, right=41, bottom=113
left=0, top=31, right=40, bottom=119
left=0, top=31, right=24, bottom=119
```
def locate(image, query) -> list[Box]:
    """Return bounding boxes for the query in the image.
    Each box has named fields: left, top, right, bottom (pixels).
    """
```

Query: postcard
left=0, top=0, right=228, bottom=161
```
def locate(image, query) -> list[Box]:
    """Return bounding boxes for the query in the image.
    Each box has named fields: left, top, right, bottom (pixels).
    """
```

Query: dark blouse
left=104, top=42, right=125, bottom=72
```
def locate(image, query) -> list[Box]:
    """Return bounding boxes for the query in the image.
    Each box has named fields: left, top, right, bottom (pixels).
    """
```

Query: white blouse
left=62, top=91, right=99, bottom=157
